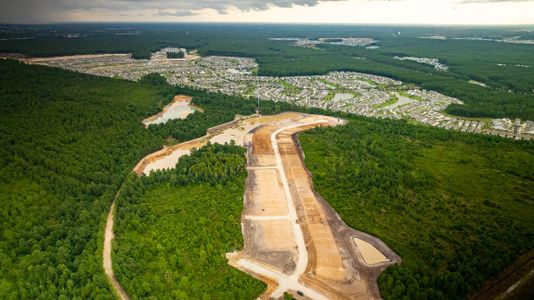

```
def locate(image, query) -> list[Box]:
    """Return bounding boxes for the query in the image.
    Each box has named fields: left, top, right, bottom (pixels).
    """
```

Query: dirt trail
left=103, top=202, right=130, bottom=300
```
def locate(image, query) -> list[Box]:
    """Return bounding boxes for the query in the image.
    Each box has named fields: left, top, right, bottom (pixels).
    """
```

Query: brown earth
left=231, top=113, right=400, bottom=299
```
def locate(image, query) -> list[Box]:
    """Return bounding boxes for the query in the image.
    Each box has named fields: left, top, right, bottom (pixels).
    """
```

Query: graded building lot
left=228, top=113, right=401, bottom=299
left=244, top=168, right=289, bottom=217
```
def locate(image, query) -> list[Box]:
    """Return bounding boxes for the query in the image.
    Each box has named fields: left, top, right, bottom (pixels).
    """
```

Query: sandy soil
left=142, top=95, right=195, bottom=127
left=136, top=112, right=303, bottom=175
left=143, top=149, right=191, bottom=175
left=353, top=238, right=390, bottom=265
left=103, top=202, right=130, bottom=300
left=244, top=168, right=289, bottom=217
left=133, top=138, right=206, bottom=175
left=228, top=113, right=401, bottom=300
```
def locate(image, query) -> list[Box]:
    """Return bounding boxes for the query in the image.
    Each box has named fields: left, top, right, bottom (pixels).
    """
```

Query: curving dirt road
left=103, top=201, right=130, bottom=300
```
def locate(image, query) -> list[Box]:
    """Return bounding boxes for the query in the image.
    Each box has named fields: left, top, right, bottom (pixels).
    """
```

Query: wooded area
left=299, top=117, right=534, bottom=299
left=113, top=143, right=266, bottom=299
left=1, top=57, right=532, bottom=299
left=0, top=61, right=268, bottom=298
left=0, top=60, right=169, bottom=298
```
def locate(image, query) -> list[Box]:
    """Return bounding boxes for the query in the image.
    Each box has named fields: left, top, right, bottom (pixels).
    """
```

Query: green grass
left=398, top=91, right=424, bottom=101
left=299, top=118, right=534, bottom=299
left=324, top=90, right=336, bottom=102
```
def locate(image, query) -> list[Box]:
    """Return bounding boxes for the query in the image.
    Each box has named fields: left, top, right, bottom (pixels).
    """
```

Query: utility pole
left=256, top=97, right=260, bottom=115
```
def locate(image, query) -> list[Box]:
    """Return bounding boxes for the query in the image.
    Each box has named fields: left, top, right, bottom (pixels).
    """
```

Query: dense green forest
left=1, top=56, right=533, bottom=299
left=1, top=23, right=533, bottom=120
left=0, top=60, right=170, bottom=298
left=113, top=143, right=266, bottom=299
left=167, top=51, right=185, bottom=59
left=0, top=61, right=274, bottom=298
left=299, top=118, right=534, bottom=299
left=0, top=59, right=305, bottom=299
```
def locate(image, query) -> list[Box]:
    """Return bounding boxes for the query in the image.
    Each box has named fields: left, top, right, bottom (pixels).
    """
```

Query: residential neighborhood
left=19, top=48, right=533, bottom=140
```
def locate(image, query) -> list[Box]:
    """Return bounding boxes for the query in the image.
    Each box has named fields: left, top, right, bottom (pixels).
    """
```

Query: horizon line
left=1, top=21, right=534, bottom=27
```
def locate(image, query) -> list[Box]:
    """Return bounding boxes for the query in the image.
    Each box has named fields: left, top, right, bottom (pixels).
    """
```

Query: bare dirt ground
left=228, top=113, right=400, bottom=299
left=142, top=95, right=196, bottom=127
left=135, top=112, right=302, bottom=175
left=353, top=238, right=389, bottom=266
left=103, top=202, right=129, bottom=300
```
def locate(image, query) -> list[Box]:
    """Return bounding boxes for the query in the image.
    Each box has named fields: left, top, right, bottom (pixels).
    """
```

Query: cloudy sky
left=1, top=0, right=534, bottom=24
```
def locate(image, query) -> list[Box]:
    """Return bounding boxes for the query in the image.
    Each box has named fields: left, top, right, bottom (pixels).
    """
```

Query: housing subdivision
left=394, top=56, right=449, bottom=71
left=15, top=48, right=533, bottom=140
left=268, top=37, right=378, bottom=48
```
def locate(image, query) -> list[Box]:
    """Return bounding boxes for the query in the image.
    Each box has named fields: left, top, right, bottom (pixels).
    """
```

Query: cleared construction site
left=227, top=113, right=401, bottom=299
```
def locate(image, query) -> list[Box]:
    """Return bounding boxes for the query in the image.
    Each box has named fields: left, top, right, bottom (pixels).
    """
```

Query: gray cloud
left=0, top=0, right=347, bottom=23
left=2, top=0, right=531, bottom=23
left=157, top=9, right=198, bottom=17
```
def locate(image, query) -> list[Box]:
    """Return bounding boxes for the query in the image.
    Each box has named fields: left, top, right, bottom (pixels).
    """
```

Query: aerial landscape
left=0, top=0, right=533, bottom=300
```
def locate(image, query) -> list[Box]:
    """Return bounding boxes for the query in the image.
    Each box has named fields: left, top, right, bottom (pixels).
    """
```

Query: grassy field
left=299, top=118, right=534, bottom=299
